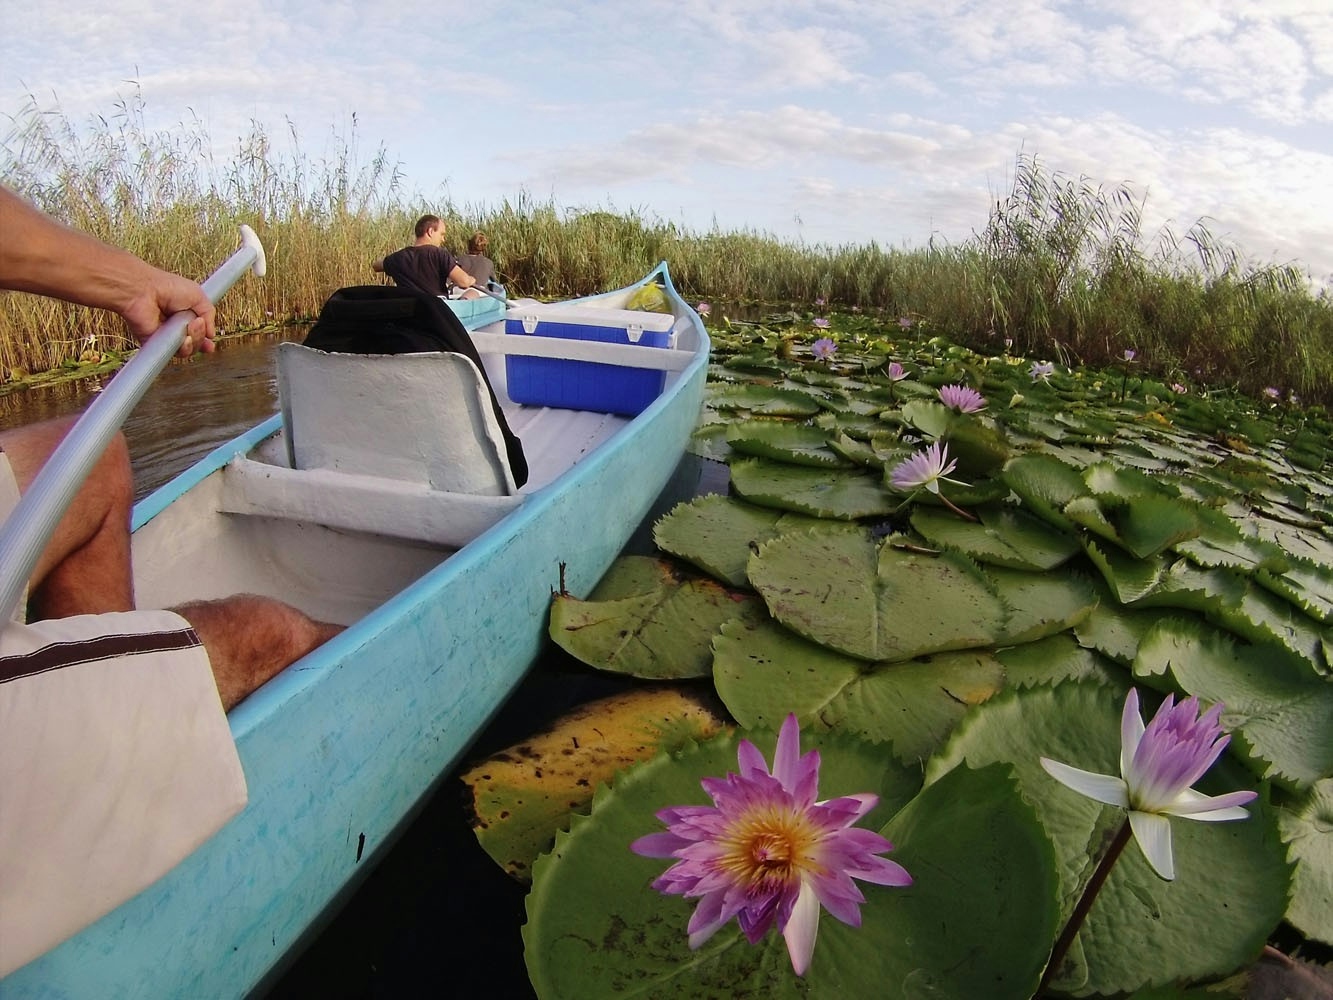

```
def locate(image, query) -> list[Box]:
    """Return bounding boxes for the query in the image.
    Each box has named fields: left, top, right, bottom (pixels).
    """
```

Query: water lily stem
left=940, top=493, right=979, bottom=522
left=1038, top=818, right=1133, bottom=996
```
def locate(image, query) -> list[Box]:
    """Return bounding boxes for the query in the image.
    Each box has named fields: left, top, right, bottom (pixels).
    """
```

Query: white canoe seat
left=277, top=343, right=518, bottom=496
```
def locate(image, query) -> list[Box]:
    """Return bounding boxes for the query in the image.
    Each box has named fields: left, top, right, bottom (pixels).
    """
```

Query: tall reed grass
left=3, top=93, right=1330, bottom=406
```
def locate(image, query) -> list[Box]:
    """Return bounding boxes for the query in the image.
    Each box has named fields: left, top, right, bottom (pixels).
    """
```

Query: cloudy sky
left=4, top=0, right=1332, bottom=284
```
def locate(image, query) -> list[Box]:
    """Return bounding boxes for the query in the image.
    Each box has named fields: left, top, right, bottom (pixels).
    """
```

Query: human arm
left=448, top=264, right=476, bottom=290
left=0, top=186, right=216, bottom=357
left=371, top=257, right=385, bottom=273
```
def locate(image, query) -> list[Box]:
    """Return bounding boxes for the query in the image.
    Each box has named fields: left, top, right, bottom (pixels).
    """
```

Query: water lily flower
left=897, top=316, right=913, bottom=330
left=1004, top=337, right=1013, bottom=351
left=815, top=297, right=826, bottom=307
left=812, top=338, right=837, bottom=361
left=886, top=361, right=907, bottom=381
left=938, top=384, right=987, bottom=413
left=1263, top=386, right=1281, bottom=399
left=1040, top=688, right=1257, bottom=880
left=1029, top=361, right=1055, bottom=383
left=631, top=714, right=911, bottom=976
left=890, top=441, right=958, bottom=494
left=697, top=302, right=711, bottom=317
left=813, top=317, right=831, bottom=330
left=1171, top=382, right=1188, bottom=394
left=1123, top=349, right=1137, bottom=362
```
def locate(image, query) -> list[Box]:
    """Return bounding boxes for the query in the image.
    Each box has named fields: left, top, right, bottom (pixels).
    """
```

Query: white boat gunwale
left=4, top=262, right=710, bottom=999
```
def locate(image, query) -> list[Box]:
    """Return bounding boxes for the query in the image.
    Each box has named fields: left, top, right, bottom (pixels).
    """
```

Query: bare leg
left=172, top=595, right=344, bottom=710
left=0, top=416, right=134, bottom=618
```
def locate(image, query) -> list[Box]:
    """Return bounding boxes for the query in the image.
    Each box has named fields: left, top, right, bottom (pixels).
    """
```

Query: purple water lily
left=812, top=338, right=837, bottom=361
left=1040, top=688, right=1257, bottom=880
left=631, top=714, right=911, bottom=976
left=938, top=384, right=987, bottom=413
left=1029, top=361, right=1055, bottom=383
left=697, top=302, right=711, bottom=317
left=813, top=317, right=831, bottom=330
left=889, top=441, right=956, bottom=495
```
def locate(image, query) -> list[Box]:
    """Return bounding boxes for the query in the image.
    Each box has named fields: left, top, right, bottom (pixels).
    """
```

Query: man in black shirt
left=372, top=215, right=478, bottom=297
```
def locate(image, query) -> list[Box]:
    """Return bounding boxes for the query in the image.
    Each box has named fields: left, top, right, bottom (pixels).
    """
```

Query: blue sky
left=4, top=0, right=1332, bottom=284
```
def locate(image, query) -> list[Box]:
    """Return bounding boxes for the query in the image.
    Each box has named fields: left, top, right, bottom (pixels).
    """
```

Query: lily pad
left=549, top=555, right=768, bottom=679
left=461, top=687, right=729, bottom=881
left=725, top=420, right=853, bottom=468
left=652, top=494, right=842, bottom=589
left=729, top=457, right=898, bottom=519
left=524, top=734, right=1056, bottom=999
left=910, top=502, right=1081, bottom=571
left=711, top=616, right=1004, bottom=765
left=747, top=529, right=1006, bottom=662
left=927, top=683, right=1291, bottom=996
left=1132, top=618, right=1333, bottom=789
left=1276, top=779, right=1333, bottom=945
left=997, top=633, right=1123, bottom=689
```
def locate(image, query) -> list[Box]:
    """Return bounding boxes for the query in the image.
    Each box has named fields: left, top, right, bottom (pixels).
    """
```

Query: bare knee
left=173, top=595, right=343, bottom=710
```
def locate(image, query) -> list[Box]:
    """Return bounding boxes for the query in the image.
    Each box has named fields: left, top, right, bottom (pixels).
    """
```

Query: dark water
left=2, top=336, right=720, bottom=999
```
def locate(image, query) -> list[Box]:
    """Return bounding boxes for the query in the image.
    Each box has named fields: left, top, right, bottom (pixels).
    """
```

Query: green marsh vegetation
left=475, top=314, right=1330, bottom=997
left=1, top=93, right=1330, bottom=408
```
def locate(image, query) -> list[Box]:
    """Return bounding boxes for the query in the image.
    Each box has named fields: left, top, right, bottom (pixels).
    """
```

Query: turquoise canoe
left=2, top=263, right=709, bottom=998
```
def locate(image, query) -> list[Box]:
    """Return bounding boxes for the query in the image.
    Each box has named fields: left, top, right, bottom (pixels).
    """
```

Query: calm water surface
left=3, top=335, right=716, bottom=999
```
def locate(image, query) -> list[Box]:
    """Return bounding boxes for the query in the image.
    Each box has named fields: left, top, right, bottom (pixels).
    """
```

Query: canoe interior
left=3, top=264, right=710, bottom=999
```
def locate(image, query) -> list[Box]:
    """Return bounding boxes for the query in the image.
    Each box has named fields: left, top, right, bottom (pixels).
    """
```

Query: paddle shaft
left=0, top=227, right=266, bottom=623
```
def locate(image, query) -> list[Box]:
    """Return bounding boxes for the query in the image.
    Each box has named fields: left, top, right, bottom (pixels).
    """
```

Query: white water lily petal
left=1119, top=688, right=1145, bottom=780
left=783, top=880, right=822, bottom=976
left=1039, top=758, right=1129, bottom=807
left=1163, top=786, right=1258, bottom=820
left=1128, top=810, right=1175, bottom=880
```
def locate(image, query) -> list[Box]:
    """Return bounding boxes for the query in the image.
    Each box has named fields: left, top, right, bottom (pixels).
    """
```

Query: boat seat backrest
left=277, top=343, right=518, bottom=496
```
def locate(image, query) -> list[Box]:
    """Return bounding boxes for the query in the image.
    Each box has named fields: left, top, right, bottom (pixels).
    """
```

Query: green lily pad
left=997, top=633, right=1124, bottom=688
left=747, top=529, right=1006, bottom=662
left=525, top=732, right=1057, bottom=999
left=711, top=616, right=1005, bottom=765
left=523, top=726, right=923, bottom=998
left=1002, top=452, right=1090, bottom=532
left=652, top=494, right=841, bottom=588
left=910, top=502, right=1081, bottom=571
left=725, top=420, right=853, bottom=468
left=729, top=457, right=898, bottom=519
left=927, top=683, right=1291, bottom=996
left=986, top=565, right=1100, bottom=645
left=549, top=555, right=768, bottom=679
left=1277, top=779, right=1333, bottom=945
left=1132, top=618, right=1333, bottom=789
left=708, top=383, right=825, bottom=417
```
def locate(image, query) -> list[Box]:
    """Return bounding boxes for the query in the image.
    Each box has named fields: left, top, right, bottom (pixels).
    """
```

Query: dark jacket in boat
left=301, top=286, right=528, bottom=487
left=379, top=244, right=461, bottom=296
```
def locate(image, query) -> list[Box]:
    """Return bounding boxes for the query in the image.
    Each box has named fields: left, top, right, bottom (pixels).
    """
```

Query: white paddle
left=0, top=226, right=266, bottom=623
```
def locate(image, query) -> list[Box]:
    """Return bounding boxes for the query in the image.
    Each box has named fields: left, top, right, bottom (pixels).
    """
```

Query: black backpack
left=302, top=286, right=528, bottom=487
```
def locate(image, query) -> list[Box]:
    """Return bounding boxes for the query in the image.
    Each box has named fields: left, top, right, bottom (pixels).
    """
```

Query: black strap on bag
left=302, top=286, right=528, bottom=487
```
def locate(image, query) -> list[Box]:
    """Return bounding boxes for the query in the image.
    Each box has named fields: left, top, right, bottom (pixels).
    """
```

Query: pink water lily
left=1040, top=688, right=1257, bottom=880
left=886, top=361, right=907, bottom=381
left=812, top=338, right=837, bottom=361
left=697, top=302, right=711, bottom=317
left=938, top=384, right=987, bottom=413
left=631, top=714, right=911, bottom=976
left=889, top=441, right=957, bottom=494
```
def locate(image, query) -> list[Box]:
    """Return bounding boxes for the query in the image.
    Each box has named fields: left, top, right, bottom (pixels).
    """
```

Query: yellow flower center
left=719, top=808, right=822, bottom=892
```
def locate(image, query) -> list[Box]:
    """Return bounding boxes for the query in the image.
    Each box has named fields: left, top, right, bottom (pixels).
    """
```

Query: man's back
left=381, top=244, right=459, bottom=296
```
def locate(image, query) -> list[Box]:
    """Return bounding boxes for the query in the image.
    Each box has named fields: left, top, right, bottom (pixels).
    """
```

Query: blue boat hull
left=3, top=264, right=708, bottom=998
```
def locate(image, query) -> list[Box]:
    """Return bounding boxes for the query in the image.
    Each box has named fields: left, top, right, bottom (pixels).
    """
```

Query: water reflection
left=0, top=330, right=303, bottom=499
